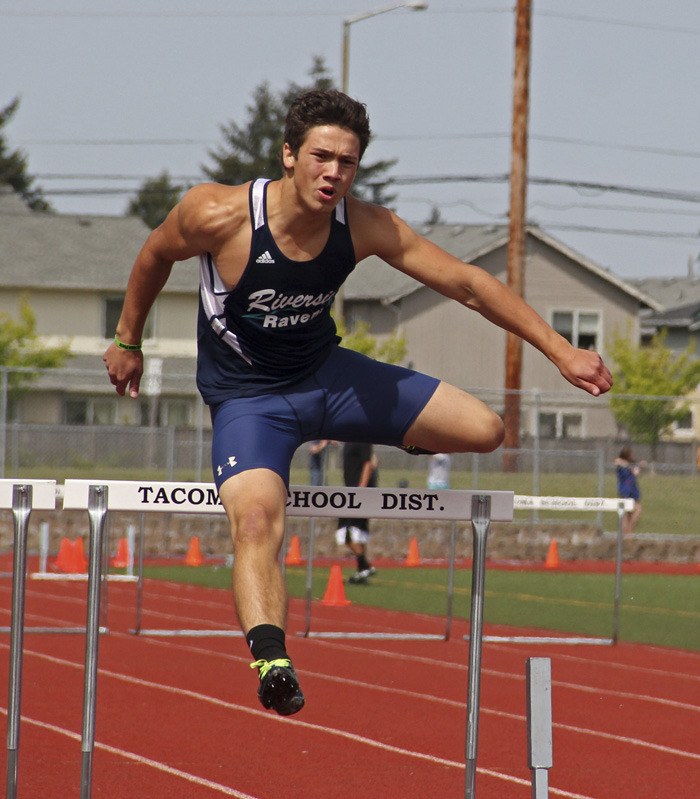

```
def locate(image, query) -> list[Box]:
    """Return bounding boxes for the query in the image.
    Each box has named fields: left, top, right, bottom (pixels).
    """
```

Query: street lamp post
left=342, top=1, right=428, bottom=94
left=336, top=1, right=428, bottom=322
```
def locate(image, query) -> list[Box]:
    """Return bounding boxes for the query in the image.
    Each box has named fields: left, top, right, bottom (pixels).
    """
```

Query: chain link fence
left=1, top=367, right=698, bottom=537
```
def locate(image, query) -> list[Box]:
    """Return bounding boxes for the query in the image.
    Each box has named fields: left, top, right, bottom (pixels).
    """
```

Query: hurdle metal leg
left=465, top=494, right=491, bottom=799
left=81, top=485, right=108, bottom=799
left=6, top=484, right=32, bottom=799
left=133, top=514, right=146, bottom=634
left=611, top=501, right=625, bottom=645
left=443, top=521, right=457, bottom=641
left=527, top=657, right=553, bottom=798
left=302, top=518, right=316, bottom=637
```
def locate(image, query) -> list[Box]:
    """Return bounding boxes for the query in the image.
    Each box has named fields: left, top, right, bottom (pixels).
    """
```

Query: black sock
left=247, top=624, right=288, bottom=663
left=357, top=554, right=370, bottom=571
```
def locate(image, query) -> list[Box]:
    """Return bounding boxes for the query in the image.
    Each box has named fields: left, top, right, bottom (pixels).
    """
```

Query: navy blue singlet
left=196, top=178, right=356, bottom=404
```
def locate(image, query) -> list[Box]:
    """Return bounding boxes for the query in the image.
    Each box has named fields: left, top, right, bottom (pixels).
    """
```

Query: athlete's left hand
left=558, top=349, right=613, bottom=397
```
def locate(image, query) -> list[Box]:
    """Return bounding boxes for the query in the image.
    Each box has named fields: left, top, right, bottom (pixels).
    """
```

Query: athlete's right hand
left=103, top=343, right=143, bottom=398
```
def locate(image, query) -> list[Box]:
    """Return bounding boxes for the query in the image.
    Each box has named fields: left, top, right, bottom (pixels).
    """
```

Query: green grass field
left=137, top=563, right=700, bottom=652
left=22, top=464, right=698, bottom=535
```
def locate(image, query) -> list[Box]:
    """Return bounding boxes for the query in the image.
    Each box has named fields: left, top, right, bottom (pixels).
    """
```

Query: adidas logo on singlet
left=255, top=250, right=275, bottom=264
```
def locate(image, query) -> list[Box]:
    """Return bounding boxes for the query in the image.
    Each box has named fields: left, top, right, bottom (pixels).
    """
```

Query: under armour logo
left=217, top=456, right=237, bottom=476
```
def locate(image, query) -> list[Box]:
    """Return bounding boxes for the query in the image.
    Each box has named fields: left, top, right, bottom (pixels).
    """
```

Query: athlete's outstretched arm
left=350, top=200, right=613, bottom=397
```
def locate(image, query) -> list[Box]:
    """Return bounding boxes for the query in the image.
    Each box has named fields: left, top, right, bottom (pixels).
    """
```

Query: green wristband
left=113, top=335, right=142, bottom=351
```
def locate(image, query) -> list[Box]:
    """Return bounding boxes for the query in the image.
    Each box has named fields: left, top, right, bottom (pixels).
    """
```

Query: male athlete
left=104, top=89, right=612, bottom=716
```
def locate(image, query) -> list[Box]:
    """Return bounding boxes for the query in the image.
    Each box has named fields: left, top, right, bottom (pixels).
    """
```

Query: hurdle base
left=129, top=628, right=244, bottom=637
left=531, top=769, right=548, bottom=798
left=465, top=635, right=614, bottom=646
left=0, top=626, right=109, bottom=635
left=298, top=632, right=446, bottom=640
left=30, top=572, right=138, bottom=582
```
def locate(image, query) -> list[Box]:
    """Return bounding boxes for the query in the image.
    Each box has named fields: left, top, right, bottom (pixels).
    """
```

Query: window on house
left=538, top=413, right=557, bottom=438
left=65, top=399, right=88, bottom=425
left=163, top=399, right=192, bottom=428
left=675, top=410, right=693, bottom=430
left=64, top=397, right=116, bottom=425
left=138, top=398, right=193, bottom=428
left=552, top=310, right=600, bottom=350
left=538, top=411, right=584, bottom=439
left=104, top=296, right=154, bottom=340
left=562, top=413, right=583, bottom=438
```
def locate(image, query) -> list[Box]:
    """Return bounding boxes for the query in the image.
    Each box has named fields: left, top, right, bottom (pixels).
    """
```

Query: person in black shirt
left=336, top=442, right=378, bottom=583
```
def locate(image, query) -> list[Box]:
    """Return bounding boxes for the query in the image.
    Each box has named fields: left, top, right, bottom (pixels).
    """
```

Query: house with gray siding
left=1, top=190, right=664, bottom=442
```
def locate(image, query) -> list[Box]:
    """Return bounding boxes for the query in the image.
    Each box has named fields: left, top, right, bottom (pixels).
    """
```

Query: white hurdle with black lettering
left=494, top=495, right=634, bottom=646
left=61, top=479, right=514, bottom=799
left=1, top=479, right=56, bottom=799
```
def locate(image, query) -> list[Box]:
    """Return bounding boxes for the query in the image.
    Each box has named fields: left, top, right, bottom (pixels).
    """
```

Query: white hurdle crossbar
left=62, top=480, right=514, bottom=799
left=467, top=495, right=634, bottom=647
left=1, top=479, right=56, bottom=799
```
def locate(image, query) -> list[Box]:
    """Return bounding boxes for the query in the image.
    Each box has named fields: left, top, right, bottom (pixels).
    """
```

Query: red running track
left=1, top=576, right=699, bottom=798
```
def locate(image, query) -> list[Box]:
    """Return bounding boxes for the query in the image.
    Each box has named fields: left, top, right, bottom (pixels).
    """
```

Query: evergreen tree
left=0, top=97, right=51, bottom=211
left=203, top=57, right=396, bottom=205
left=127, top=170, right=185, bottom=229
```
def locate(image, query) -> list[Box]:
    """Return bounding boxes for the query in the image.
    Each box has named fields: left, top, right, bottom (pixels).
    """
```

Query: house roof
left=0, top=190, right=198, bottom=294
left=0, top=193, right=662, bottom=310
left=345, top=223, right=663, bottom=311
left=642, top=300, right=700, bottom=333
left=630, top=275, right=700, bottom=311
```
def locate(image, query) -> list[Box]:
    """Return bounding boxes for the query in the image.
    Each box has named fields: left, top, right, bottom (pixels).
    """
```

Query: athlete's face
left=283, top=125, right=360, bottom=211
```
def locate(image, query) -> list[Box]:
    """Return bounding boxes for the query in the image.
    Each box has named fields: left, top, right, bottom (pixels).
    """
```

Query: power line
left=532, top=222, right=699, bottom=241
left=21, top=133, right=700, bottom=161
left=29, top=173, right=700, bottom=205
left=370, top=174, right=700, bottom=204
left=3, top=7, right=697, bottom=37
left=403, top=195, right=700, bottom=219
left=536, top=10, right=700, bottom=37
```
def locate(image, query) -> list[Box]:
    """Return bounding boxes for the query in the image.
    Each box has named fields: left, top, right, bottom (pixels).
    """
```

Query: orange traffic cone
left=111, top=537, right=129, bottom=568
left=185, top=536, right=204, bottom=567
left=404, top=537, right=421, bottom=567
left=72, top=537, right=88, bottom=573
left=321, top=564, right=352, bottom=607
left=545, top=539, right=559, bottom=570
left=55, top=537, right=74, bottom=573
left=284, top=535, right=303, bottom=566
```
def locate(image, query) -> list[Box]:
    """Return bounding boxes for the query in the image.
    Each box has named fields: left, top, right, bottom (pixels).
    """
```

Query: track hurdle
left=1, top=479, right=56, bottom=799
left=291, top=487, right=514, bottom=640
left=495, top=495, right=634, bottom=646
left=62, top=480, right=513, bottom=799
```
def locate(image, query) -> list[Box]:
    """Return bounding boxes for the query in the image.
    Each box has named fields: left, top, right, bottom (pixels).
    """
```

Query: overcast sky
left=2, top=0, right=699, bottom=281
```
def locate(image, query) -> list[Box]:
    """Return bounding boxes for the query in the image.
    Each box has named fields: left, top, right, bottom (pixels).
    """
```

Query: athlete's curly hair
left=284, top=90, right=371, bottom=160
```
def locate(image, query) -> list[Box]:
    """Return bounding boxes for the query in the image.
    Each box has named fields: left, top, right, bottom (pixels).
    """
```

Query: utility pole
left=503, top=0, right=532, bottom=472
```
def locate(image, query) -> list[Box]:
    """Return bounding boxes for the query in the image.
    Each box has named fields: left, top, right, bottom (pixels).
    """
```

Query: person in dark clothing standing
left=615, top=446, right=645, bottom=535
left=336, top=442, right=378, bottom=583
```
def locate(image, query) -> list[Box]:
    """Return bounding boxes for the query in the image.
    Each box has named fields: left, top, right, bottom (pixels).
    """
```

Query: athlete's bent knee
left=473, top=412, right=505, bottom=453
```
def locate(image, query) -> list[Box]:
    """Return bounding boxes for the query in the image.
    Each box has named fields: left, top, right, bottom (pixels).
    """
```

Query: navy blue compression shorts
left=209, top=346, right=439, bottom=489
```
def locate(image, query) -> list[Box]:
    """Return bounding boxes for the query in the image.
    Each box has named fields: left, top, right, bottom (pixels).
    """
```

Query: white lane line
left=7, top=592, right=698, bottom=718
left=10, top=644, right=700, bottom=766
left=0, top=707, right=259, bottom=799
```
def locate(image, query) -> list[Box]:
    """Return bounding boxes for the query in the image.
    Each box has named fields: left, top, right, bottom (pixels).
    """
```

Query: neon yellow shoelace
left=250, top=658, right=292, bottom=680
